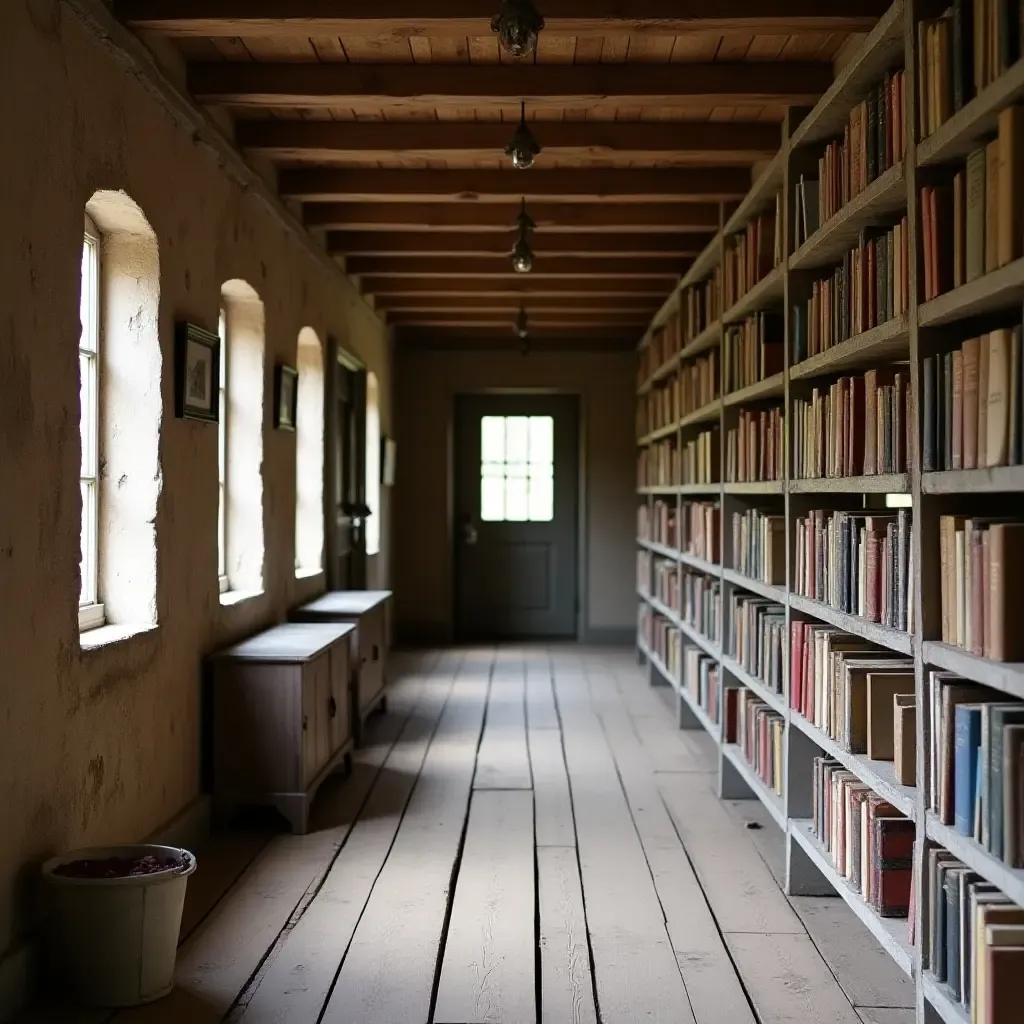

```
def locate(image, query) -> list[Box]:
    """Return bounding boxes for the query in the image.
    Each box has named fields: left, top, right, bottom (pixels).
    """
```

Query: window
left=217, top=308, right=228, bottom=593
left=78, top=217, right=104, bottom=631
left=480, top=415, right=554, bottom=523
left=365, top=372, right=381, bottom=556
left=295, top=328, right=324, bottom=575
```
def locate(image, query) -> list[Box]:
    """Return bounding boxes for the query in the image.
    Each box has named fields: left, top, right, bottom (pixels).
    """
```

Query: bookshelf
left=634, top=4, right=1024, bottom=1022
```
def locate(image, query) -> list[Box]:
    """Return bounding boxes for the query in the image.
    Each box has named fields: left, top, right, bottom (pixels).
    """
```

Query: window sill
left=295, top=567, right=324, bottom=581
left=80, top=623, right=158, bottom=652
left=220, top=587, right=264, bottom=608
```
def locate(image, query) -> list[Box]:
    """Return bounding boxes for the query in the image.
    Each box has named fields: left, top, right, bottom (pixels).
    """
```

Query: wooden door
left=454, top=394, right=579, bottom=640
left=327, top=643, right=351, bottom=752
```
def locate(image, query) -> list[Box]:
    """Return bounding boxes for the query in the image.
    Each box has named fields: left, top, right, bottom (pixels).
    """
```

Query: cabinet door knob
left=328, top=696, right=338, bottom=718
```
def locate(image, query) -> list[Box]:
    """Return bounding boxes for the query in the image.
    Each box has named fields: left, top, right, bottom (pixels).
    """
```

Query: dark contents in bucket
left=53, top=853, right=187, bottom=879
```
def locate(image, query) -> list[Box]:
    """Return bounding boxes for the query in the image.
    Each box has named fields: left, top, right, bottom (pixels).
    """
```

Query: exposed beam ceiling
left=190, top=63, right=833, bottom=110
left=375, top=295, right=661, bottom=312
left=386, top=311, right=648, bottom=325
left=236, top=120, right=781, bottom=165
left=304, top=203, right=724, bottom=233
left=360, top=277, right=673, bottom=295
left=281, top=168, right=751, bottom=203
left=119, top=1, right=891, bottom=38
left=345, top=256, right=685, bottom=278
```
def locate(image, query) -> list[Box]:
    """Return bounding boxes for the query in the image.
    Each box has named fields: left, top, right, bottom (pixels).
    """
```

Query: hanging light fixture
left=510, top=198, right=535, bottom=274
left=515, top=307, right=529, bottom=340
left=490, top=0, right=545, bottom=58
left=506, top=102, right=541, bottom=169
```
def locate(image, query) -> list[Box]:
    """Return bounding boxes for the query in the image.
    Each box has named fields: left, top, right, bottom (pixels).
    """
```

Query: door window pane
left=479, top=415, right=554, bottom=522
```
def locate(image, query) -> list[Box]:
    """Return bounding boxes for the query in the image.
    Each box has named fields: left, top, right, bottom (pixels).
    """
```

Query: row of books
left=790, top=622, right=915, bottom=780
left=793, top=508, right=914, bottom=632
left=683, top=270, right=722, bottom=345
left=637, top=549, right=650, bottom=596
left=682, top=428, right=720, bottom=485
left=921, top=107, right=1024, bottom=300
left=937, top=517, right=1024, bottom=662
left=793, top=68, right=908, bottom=248
left=684, top=646, right=720, bottom=725
left=723, top=200, right=782, bottom=311
left=682, top=568, right=722, bottom=645
left=923, top=328, right=1024, bottom=472
left=640, top=606, right=680, bottom=677
left=929, top=671, right=1024, bottom=868
left=637, top=318, right=678, bottom=387
left=791, top=367, right=911, bottom=480
left=737, top=689, right=784, bottom=798
left=681, top=499, right=719, bottom=563
left=637, top=440, right=678, bottom=488
left=917, top=0, right=1023, bottom=138
left=790, top=220, right=910, bottom=366
left=636, top=380, right=678, bottom=437
left=725, top=407, right=784, bottom=483
left=811, top=758, right=914, bottom=918
left=731, top=508, right=785, bottom=586
left=723, top=313, right=783, bottom=394
left=653, top=558, right=678, bottom=612
left=925, top=843, right=1024, bottom=1021
left=637, top=500, right=677, bottom=550
left=727, top=593, right=785, bottom=695
left=678, top=349, right=720, bottom=419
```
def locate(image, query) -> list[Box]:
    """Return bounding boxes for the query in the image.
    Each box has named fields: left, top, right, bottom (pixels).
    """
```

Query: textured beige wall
left=393, top=347, right=636, bottom=641
left=0, top=2, right=389, bottom=961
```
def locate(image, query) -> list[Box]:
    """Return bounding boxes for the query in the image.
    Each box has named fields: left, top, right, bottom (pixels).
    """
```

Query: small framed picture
left=174, top=322, right=220, bottom=423
left=274, top=364, right=298, bottom=431
left=381, top=437, right=397, bottom=486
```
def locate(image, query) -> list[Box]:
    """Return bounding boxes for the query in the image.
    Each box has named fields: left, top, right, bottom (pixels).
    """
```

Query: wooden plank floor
left=20, top=647, right=913, bottom=1024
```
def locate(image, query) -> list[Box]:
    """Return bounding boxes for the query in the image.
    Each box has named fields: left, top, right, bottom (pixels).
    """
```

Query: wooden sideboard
left=291, top=590, right=392, bottom=741
left=208, top=621, right=357, bottom=834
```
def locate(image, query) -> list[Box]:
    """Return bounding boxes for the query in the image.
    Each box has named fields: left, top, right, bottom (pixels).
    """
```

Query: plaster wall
left=392, top=347, right=636, bottom=642
left=0, top=0, right=390, bottom=965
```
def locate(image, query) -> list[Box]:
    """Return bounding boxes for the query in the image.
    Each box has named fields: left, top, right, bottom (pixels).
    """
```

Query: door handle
left=460, top=516, right=478, bottom=545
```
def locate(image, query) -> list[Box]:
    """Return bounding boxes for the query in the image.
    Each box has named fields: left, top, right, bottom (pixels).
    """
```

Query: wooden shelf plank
left=789, top=315, right=910, bottom=380
left=922, top=465, right=1024, bottom=493
left=638, top=421, right=678, bottom=445
left=720, top=651, right=787, bottom=716
left=788, top=594, right=914, bottom=655
left=638, top=351, right=682, bottom=394
left=789, top=712, right=916, bottom=820
left=789, top=473, right=910, bottom=494
left=679, top=551, right=720, bottom=576
left=679, top=399, right=723, bottom=430
left=789, top=820, right=915, bottom=978
left=723, top=480, right=785, bottom=495
left=790, top=163, right=906, bottom=273
left=677, top=679, right=721, bottom=740
left=789, top=0, right=906, bottom=149
left=723, top=265, right=786, bottom=325
left=637, top=538, right=679, bottom=560
left=647, top=593, right=682, bottom=627
left=722, top=567, right=787, bottom=603
left=637, top=485, right=679, bottom=495
left=680, top=319, right=722, bottom=361
left=723, top=371, right=785, bottom=407
left=925, top=814, right=1024, bottom=909
left=918, top=256, right=1024, bottom=327
left=922, top=641, right=1024, bottom=701
left=679, top=482, right=722, bottom=495
left=721, top=743, right=787, bottom=830
left=678, top=618, right=722, bottom=661
left=922, top=974, right=970, bottom=1024
left=917, top=58, right=1024, bottom=167
left=723, top=150, right=785, bottom=237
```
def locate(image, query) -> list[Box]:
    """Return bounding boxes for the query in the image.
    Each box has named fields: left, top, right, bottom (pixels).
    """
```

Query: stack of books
left=725, top=408, right=784, bottom=483
left=792, top=367, right=911, bottom=479
left=794, top=508, right=913, bottom=631
left=723, top=313, right=784, bottom=393
left=731, top=508, right=785, bottom=585
left=791, top=222, right=910, bottom=366
left=923, top=329, right=1024, bottom=472
left=812, top=757, right=914, bottom=917
left=724, top=199, right=782, bottom=309
left=681, top=500, right=719, bottom=562
left=683, top=270, right=722, bottom=343
left=684, top=646, right=720, bottom=724
left=728, top=593, right=785, bottom=694
left=927, top=671, right=1024, bottom=866
left=681, top=428, right=719, bottom=485
left=738, top=689, right=785, bottom=796
left=682, top=569, right=721, bottom=644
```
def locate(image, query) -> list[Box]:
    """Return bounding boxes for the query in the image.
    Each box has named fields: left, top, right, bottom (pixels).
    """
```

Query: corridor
left=25, top=647, right=911, bottom=1024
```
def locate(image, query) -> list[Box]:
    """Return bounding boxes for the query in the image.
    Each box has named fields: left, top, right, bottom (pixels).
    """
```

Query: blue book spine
left=954, top=705, right=982, bottom=836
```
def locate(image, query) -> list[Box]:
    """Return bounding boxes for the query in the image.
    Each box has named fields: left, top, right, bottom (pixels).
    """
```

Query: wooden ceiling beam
left=119, top=1, right=891, bottom=38
left=375, top=295, right=660, bottom=312
left=329, top=232, right=706, bottom=257
left=387, top=312, right=649, bottom=326
left=190, top=62, right=832, bottom=109
left=282, top=168, right=750, bottom=202
left=395, top=329, right=637, bottom=352
left=361, top=277, right=671, bottom=295
left=305, top=202, right=723, bottom=233
left=236, top=120, right=781, bottom=163
left=346, top=255, right=684, bottom=278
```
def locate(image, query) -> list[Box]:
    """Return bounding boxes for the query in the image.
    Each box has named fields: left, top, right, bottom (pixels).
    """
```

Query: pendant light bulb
left=490, top=0, right=545, bottom=59
left=506, top=102, right=541, bottom=169
left=515, top=307, right=529, bottom=340
left=511, top=197, right=535, bottom=273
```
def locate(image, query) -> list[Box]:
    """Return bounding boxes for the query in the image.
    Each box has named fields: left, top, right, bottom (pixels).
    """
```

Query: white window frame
left=217, top=308, right=229, bottom=594
left=79, top=216, right=105, bottom=632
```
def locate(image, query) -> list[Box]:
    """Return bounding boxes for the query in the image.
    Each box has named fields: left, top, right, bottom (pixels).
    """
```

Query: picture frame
left=174, top=321, right=220, bottom=423
left=381, top=436, right=397, bottom=486
left=274, top=364, right=299, bottom=431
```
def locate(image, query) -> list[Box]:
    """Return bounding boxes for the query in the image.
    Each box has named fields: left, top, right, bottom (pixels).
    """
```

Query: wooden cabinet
left=291, top=590, right=392, bottom=740
left=209, top=622, right=357, bottom=834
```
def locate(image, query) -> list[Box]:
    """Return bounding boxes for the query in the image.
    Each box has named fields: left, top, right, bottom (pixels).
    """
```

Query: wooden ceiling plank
left=281, top=166, right=751, bottom=201
left=118, top=1, right=892, bottom=38
left=188, top=61, right=834, bottom=107
left=328, top=231, right=708, bottom=256
left=360, top=276, right=672, bottom=294
left=344, top=255, right=685, bottom=276
left=375, top=294, right=660, bottom=311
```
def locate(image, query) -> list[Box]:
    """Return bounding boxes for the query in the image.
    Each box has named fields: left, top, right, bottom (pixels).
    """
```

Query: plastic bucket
left=41, top=844, right=196, bottom=1007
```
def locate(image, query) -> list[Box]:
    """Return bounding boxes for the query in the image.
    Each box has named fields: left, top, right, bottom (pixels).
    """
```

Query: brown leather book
left=984, top=937, right=1024, bottom=1023
left=986, top=138, right=1002, bottom=274
left=963, top=336, right=982, bottom=469
left=988, top=523, right=1024, bottom=661
left=987, top=328, right=1012, bottom=467
left=953, top=349, right=964, bottom=469
left=866, top=672, right=916, bottom=760
left=971, top=524, right=986, bottom=657
left=978, top=332, right=991, bottom=467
